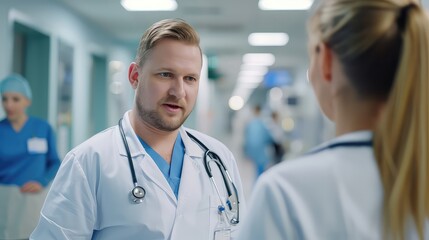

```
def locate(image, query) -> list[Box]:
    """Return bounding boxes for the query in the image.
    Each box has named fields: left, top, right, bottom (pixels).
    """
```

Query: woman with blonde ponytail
left=237, top=0, right=429, bottom=239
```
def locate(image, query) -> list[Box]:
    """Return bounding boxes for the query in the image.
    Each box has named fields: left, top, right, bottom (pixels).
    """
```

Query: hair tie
left=397, top=4, right=414, bottom=31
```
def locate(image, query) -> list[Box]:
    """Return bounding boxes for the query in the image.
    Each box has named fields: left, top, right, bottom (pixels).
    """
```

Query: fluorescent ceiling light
left=242, top=53, right=275, bottom=66
left=121, top=0, right=177, bottom=11
left=240, top=64, right=268, bottom=72
left=232, top=88, right=252, bottom=102
left=237, top=81, right=261, bottom=88
left=238, top=76, right=264, bottom=84
left=239, top=69, right=268, bottom=77
left=269, top=87, right=283, bottom=100
left=229, top=96, right=245, bottom=111
left=109, top=61, right=124, bottom=73
left=248, top=33, right=289, bottom=46
left=259, top=0, right=314, bottom=10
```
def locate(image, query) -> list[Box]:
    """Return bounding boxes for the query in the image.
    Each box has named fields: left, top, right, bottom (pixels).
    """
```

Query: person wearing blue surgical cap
left=0, top=74, right=60, bottom=192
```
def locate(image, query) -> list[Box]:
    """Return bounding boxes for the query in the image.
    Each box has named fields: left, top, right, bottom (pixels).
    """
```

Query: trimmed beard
left=135, top=95, right=190, bottom=132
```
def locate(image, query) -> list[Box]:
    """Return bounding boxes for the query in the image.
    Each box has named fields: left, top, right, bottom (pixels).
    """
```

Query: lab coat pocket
left=172, top=196, right=212, bottom=240
left=209, top=196, right=233, bottom=240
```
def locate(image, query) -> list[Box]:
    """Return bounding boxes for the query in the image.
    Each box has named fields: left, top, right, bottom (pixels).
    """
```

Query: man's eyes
left=158, top=72, right=197, bottom=82
left=159, top=72, right=173, bottom=78
left=184, top=76, right=197, bottom=82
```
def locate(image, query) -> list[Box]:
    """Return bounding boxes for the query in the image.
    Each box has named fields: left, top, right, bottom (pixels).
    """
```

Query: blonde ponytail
left=374, top=3, right=429, bottom=240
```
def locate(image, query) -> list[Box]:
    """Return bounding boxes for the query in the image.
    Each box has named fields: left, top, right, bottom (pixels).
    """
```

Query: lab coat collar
left=328, top=130, right=373, bottom=145
left=179, top=128, right=205, bottom=159
left=117, top=111, right=147, bottom=158
left=116, top=111, right=208, bottom=206
left=117, top=111, right=205, bottom=159
left=116, top=112, right=176, bottom=202
left=309, top=130, right=373, bottom=154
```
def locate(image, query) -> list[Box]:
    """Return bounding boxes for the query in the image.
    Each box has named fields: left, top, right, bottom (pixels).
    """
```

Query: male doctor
left=31, top=19, right=245, bottom=240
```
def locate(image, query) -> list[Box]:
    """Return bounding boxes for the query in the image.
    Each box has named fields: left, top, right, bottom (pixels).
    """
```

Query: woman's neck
left=9, top=114, right=28, bottom=132
left=333, top=97, right=383, bottom=136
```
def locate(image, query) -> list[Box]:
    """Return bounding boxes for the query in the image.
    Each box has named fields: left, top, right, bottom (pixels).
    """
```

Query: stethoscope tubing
left=118, top=119, right=139, bottom=186
left=187, top=132, right=239, bottom=224
left=118, top=118, right=239, bottom=224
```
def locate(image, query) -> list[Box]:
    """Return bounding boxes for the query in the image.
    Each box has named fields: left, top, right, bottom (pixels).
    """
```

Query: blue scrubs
left=0, top=117, right=61, bottom=187
left=244, top=118, right=274, bottom=177
left=138, top=133, right=185, bottom=198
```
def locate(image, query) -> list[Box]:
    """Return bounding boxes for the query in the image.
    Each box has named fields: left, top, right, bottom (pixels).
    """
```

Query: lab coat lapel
left=172, top=129, right=211, bottom=239
left=177, top=128, right=206, bottom=207
left=177, top=153, right=203, bottom=205
left=137, top=155, right=177, bottom=203
left=118, top=111, right=177, bottom=204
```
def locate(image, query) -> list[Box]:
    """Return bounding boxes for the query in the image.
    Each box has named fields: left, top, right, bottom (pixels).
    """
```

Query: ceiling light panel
left=248, top=33, right=289, bottom=46
left=258, top=0, right=314, bottom=10
left=242, top=53, right=275, bottom=66
left=121, top=0, right=178, bottom=11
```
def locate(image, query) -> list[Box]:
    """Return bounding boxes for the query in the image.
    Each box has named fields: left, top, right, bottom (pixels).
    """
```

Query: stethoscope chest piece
left=119, top=118, right=147, bottom=204
left=131, top=186, right=146, bottom=203
left=119, top=118, right=239, bottom=221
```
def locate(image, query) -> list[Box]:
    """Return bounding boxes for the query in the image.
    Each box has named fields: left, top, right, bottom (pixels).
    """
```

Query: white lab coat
left=30, top=111, right=245, bottom=240
left=237, top=131, right=428, bottom=240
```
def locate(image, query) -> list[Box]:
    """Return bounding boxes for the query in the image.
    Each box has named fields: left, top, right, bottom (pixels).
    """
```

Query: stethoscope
left=118, top=118, right=240, bottom=225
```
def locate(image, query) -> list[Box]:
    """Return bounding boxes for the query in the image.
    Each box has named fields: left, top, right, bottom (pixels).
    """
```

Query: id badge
left=27, top=137, right=48, bottom=154
left=213, top=228, right=231, bottom=240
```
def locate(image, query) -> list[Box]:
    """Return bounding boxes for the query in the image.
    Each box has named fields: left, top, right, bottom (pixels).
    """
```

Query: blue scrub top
left=0, top=117, right=61, bottom=187
left=138, top=133, right=185, bottom=199
left=244, top=118, right=273, bottom=164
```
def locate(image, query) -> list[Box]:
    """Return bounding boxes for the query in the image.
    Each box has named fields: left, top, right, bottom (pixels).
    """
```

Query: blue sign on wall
left=263, top=69, right=292, bottom=88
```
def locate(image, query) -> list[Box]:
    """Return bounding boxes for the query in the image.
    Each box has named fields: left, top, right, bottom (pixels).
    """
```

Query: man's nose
left=168, top=79, right=186, bottom=99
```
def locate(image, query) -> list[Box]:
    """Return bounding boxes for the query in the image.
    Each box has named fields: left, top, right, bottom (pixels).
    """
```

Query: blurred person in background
left=266, top=111, right=287, bottom=164
left=238, top=0, right=429, bottom=239
left=243, top=105, right=274, bottom=178
left=0, top=74, right=60, bottom=239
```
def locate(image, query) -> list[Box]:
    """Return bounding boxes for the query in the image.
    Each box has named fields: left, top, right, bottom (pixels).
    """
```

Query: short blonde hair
left=135, top=18, right=201, bottom=66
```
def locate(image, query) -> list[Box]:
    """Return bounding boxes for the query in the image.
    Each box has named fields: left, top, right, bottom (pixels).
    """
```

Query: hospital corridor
left=1, top=0, right=429, bottom=239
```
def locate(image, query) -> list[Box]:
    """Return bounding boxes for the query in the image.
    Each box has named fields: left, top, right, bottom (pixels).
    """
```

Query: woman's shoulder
left=28, top=116, right=51, bottom=128
left=257, top=149, right=360, bottom=206
left=264, top=153, right=334, bottom=186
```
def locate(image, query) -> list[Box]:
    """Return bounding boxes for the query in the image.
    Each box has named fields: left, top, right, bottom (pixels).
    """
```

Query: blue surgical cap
left=0, top=74, right=32, bottom=100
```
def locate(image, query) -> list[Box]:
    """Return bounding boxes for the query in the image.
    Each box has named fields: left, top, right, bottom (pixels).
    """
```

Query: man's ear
left=320, top=43, right=333, bottom=82
left=128, top=62, right=140, bottom=89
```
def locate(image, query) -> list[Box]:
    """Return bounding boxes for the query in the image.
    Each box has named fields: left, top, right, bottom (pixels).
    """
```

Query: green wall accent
left=90, top=54, right=107, bottom=135
left=13, top=22, right=50, bottom=120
